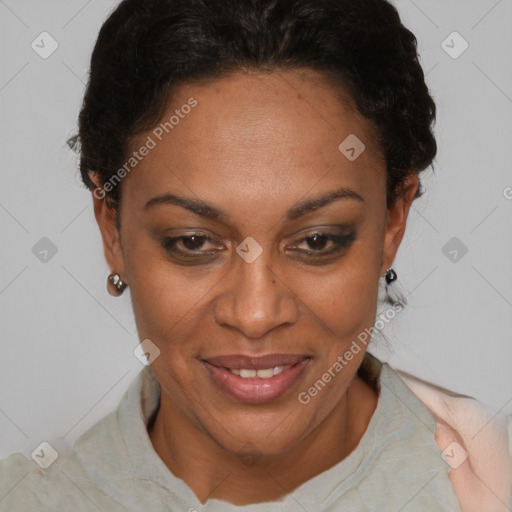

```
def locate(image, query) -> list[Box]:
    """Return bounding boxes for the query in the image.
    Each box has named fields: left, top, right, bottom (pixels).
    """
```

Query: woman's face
left=94, top=69, right=417, bottom=456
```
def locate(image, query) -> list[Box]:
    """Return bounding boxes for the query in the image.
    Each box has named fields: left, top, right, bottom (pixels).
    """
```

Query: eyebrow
left=143, top=186, right=364, bottom=222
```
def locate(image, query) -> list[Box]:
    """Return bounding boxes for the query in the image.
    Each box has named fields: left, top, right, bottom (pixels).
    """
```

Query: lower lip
left=202, top=359, right=310, bottom=404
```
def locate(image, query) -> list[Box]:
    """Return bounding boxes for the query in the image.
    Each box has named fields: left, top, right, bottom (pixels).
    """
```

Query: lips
left=201, top=353, right=311, bottom=404
left=203, top=353, right=308, bottom=370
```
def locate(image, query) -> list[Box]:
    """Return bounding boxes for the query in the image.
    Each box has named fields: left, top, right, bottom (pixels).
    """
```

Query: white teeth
left=256, top=368, right=274, bottom=379
left=273, top=365, right=291, bottom=376
left=229, top=365, right=292, bottom=379
left=239, top=369, right=257, bottom=378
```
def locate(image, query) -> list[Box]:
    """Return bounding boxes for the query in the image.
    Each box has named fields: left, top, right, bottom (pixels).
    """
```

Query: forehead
left=124, top=69, right=385, bottom=210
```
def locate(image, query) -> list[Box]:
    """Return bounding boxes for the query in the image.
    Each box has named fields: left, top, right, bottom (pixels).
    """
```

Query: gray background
left=1, top=0, right=511, bottom=459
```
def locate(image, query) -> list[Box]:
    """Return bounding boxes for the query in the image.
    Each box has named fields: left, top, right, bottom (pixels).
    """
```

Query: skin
left=91, top=68, right=418, bottom=505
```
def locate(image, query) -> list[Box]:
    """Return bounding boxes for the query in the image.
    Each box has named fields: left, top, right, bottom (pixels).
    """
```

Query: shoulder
left=0, top=409, right=133, bottom=511
left=0, top=451, right=96, bottom=511
left=0, top=368, right=161, bottom=511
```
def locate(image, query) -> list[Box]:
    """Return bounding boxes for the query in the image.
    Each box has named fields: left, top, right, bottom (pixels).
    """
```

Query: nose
left=212, top=248, right=300, bottom=339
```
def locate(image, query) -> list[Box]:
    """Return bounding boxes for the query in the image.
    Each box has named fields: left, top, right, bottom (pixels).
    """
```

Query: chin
left=203, top=408, right=312, bottom=458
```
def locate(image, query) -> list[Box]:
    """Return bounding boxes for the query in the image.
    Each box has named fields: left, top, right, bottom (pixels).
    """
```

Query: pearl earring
left=107, top=273, right=127, bottom=296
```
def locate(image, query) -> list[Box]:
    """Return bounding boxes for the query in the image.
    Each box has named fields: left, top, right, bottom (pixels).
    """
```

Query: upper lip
left=202, top=353, right=310, bottom=370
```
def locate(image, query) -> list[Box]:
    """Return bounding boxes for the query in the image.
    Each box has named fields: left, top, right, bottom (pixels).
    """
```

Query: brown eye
left=287, top=229, right=357, bottom=262
left=304, top=233, right=330, bottom=251
left=161, top=233, right=224, bottom=262
left=180, top=234, right=208, bottom=251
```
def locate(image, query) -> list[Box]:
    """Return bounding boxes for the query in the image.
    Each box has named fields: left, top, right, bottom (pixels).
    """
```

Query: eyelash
left=288, top=231, right=356, bottom=259
left=161, top=229, right=356, bottom=264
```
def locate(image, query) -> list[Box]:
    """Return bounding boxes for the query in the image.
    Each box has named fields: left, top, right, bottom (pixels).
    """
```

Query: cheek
left=289, top=270, right=379, bottom=381
left=123, top=236, right=215, bottom=349
left=290, top=242, right=381, bottom=338
left=129, top=269, right=215, bottom=350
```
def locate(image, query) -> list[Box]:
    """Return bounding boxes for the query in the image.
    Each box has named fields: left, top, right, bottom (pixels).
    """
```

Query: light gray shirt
left=0, top=360, right=463, bottom=511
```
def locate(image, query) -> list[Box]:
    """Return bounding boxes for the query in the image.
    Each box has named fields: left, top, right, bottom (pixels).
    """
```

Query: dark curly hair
left=69, top=0, right=436, bottom=225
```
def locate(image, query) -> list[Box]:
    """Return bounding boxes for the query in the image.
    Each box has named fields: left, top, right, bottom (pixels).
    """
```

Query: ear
left=89, top=172, right=126, bottom=282
left=380, top=173, right=419, bottom=275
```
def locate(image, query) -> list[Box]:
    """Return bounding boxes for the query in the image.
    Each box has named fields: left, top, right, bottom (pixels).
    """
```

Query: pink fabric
left=395, top=369, right=512, bottom=512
